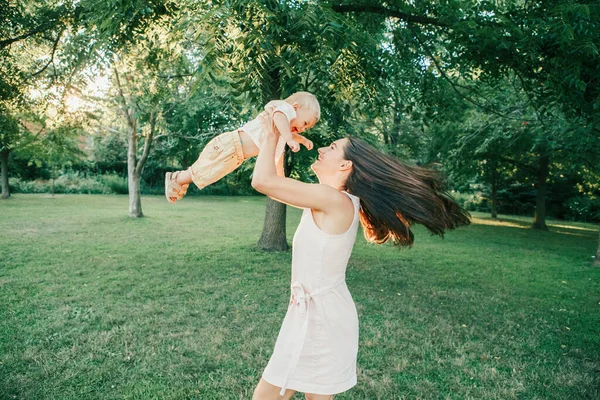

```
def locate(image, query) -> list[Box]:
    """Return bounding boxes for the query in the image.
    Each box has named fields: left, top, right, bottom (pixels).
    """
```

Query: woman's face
left=311, top=138, right=351, bottom=176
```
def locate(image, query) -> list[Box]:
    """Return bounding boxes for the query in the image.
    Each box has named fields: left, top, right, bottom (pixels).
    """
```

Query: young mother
left=250, top=115, right=471, bottom=400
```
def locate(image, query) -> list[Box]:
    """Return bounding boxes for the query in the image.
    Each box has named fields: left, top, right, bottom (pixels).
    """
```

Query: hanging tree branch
left=409, top=27, right=518, bottom=120
left=31, top=29, right=64, bottom=77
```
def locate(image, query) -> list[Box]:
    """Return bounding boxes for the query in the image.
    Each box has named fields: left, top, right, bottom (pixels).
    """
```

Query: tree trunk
left=386, top=95, right=402, bottom=153
left=382, top=125, right=389, bottom=145
left=129, top=171, right=143, bottom=218
left=389, top=110, right=401, bottom=148
left=491, top=166, right=498, bottom=219
left=257, top=60, right=288, bottom=251
left=595, top=225, right=600, bottom=267
left=51, top=166, right=57, bottom=196
left=532, top=154, right=549, bottom=231
left=1, top=149, right=9, bottom=199
left=127, top=123, right=143, bottom=218
left=257, top=197, right=288, bottom=250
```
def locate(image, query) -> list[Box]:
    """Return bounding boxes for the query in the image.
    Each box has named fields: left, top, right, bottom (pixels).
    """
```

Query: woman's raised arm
left=251, top=115, right=345, bottom=212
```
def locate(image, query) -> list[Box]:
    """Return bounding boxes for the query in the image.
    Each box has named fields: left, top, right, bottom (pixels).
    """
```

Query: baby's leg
left=176, top=130, right=255, bottom=187
left=238, top=130, right=260, bottom=159
left=187, top=130, right=246, bottom=190
left=175, top=169, right=192, bottom=185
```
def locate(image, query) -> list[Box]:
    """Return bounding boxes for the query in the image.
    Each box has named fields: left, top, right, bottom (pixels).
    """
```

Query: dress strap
left=342, top=190, right=361, bottom=212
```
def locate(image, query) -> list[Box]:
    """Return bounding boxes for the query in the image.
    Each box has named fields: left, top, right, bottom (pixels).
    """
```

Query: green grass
left=1, top=194, right=599, bottom=400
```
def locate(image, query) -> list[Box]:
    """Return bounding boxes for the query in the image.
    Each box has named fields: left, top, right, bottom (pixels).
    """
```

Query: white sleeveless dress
left=262, top=191, right=361, bottom=395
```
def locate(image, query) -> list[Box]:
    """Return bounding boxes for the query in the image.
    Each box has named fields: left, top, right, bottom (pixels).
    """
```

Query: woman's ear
left=340, top=160, right=353, bottom=171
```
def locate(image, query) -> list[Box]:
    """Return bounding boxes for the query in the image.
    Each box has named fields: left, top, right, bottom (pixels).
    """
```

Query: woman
left=251, top=116, right=471, bottom=400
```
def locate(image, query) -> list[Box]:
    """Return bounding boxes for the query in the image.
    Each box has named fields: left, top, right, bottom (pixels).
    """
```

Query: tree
left=332, top=1, right=600, bottom=229
left=0, top=107, right=20, bottom=198
left=68, top=0, right=186, bottom=216
left=178, top=0, right=388, bottom=249
left=332, top=1, right=600, bottom=123
left=596, top=229, right=600, bottom=267
left=427, top=72, right=600, bottom=228
left=0, top=1, right=70, bottom=198
left=113, top=61, right=170, bottom=217
left=1, top=0, right=178, bottom=200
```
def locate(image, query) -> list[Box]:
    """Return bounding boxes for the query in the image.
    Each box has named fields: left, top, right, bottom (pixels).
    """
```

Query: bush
left=9, top=176, right=110, bottom=195
left=54, top=172, right=111, bottom=194
left=99, top=174, right=128, bottom=195
left=9, top=178, right=41, bottom=194
left=494, top=186, right=536, bottom=216
left=9, top=172, right=123, bottom=195
left=450, top=191, right=489, bottom=212
left=563, top=196, right=600, bottom=223
left=8, top=171, right=257, bottom=196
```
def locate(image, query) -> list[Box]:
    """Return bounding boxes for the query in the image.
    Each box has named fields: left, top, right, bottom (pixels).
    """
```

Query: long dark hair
left=343, top=137, right=471, bottom=247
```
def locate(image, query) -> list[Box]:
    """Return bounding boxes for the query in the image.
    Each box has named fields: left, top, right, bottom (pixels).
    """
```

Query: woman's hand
left=258, top=112, right=277, bottom=139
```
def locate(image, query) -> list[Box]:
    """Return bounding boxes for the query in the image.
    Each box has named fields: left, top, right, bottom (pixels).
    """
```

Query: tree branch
left=135, top=111, right=155, bottom=175
left=113, top=68, right=135, bottom=131
left=307, top=71, right=321, bottom=90
left=303, top=71, right=310, bottom=91
left=0, top=22, right=56, bottom=49
left=410, top=28, right=517, bottom=120
left=498, top=156, right=539, bottom=174
left=105, top=127, right=124, bottom=135
left=332, top=4, right=449, bottom=27
left=157, top=72, right=194, bottom=79
left=159, top=131, right=218, bottom=142
left=153, top=133, right=170, bottom=140
left=31, top=30, right=64, bottom=77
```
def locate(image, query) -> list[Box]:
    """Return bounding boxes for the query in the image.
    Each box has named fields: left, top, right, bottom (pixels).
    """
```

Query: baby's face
left=290, top=107, right=318, bottom=134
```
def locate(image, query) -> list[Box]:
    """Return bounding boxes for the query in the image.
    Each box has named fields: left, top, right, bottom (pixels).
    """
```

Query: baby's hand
left=302, top=139, right=314, bottom=150
left=287, top=139, right=300, bottom=152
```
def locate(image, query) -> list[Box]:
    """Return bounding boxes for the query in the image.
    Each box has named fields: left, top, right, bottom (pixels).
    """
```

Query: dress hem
left=262, top=372, right=357, bottom=395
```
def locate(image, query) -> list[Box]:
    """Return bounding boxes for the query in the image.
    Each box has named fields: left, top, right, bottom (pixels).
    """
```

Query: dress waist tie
left=278, top=278, right=346, bottom=396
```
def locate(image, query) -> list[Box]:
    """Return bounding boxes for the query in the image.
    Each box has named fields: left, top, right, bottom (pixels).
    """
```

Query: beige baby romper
left=262, top=191, right=361, bottom=396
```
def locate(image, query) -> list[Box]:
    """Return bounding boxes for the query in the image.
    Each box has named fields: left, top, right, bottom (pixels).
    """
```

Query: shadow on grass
left=471, top=213, right=598, bottom=238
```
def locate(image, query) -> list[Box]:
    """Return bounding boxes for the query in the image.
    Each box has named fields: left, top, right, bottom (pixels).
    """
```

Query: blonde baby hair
left=284, top=91, right=321, bottom=121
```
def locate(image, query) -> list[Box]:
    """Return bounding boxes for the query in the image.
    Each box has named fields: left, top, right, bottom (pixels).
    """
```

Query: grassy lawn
left=1, top=194, right=599, bottom=400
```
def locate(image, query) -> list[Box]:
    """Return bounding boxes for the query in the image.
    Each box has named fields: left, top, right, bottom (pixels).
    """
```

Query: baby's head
left=285, top=91, right=320, bottom=134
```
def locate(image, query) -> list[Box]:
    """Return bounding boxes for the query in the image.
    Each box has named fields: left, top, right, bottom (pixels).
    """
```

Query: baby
left=165, top=91, right=320, bottom=203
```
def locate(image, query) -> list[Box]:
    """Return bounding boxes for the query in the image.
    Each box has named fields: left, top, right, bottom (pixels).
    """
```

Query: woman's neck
left=317, top=175, right=346, bottom=192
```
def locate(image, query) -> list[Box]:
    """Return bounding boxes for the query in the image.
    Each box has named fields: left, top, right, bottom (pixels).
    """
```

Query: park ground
left=1, top=194, right=599, bottom=399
